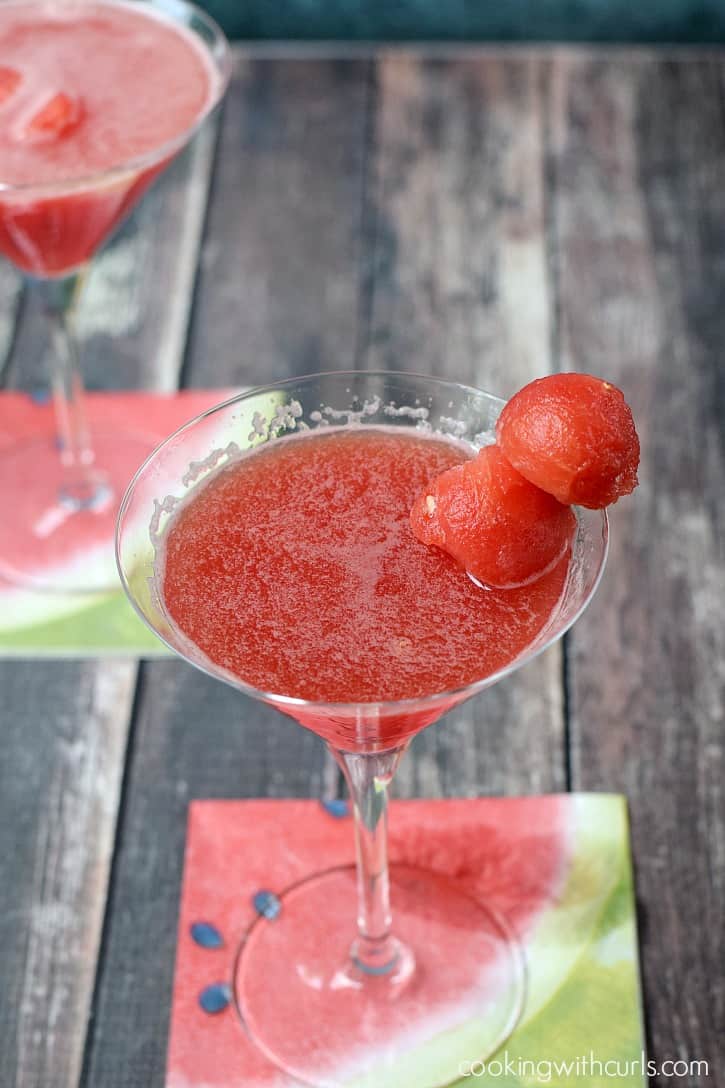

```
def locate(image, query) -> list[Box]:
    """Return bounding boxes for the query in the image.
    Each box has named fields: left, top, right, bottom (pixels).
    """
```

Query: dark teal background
left=201, top=0, right=725, bottom=42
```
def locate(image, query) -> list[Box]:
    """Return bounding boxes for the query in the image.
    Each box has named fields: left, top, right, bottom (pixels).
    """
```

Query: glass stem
left=331, top=744, right=408, bottom=976
left=38, top=271, right=110, bottom=510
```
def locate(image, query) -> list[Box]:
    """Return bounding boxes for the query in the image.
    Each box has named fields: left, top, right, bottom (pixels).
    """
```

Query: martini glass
left=116, top=371, right=608, bottom=1088
left=0, top=0, right=230, bottom=592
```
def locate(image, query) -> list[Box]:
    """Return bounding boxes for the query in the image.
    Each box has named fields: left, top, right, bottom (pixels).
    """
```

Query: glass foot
left=234, top=865, right=525, bottom=1088
left=0, top=431, right=156, bottom=592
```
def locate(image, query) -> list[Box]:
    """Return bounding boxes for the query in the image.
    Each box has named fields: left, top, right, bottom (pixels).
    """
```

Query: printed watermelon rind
left=341, top=795, right=645, bottom=1088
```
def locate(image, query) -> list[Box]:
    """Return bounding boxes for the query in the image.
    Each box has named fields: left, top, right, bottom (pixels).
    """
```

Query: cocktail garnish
left=411, top=372, right=639, bottom=586
left=0, top=67, right=21, bottom=106
left=23, top=91, right=83, bottom=143
left=496, top=372, right=640, bottom=508
left=410, top=444, right=576, bottom=589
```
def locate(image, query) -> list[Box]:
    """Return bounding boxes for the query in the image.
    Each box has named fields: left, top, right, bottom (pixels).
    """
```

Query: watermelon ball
left=22, top=91, right=83, bottom=144
left=496, top=373, right=639, bottom=509
left=0, top=67, right=21, bottom=107
left=410, top=444, right=576, bottom=589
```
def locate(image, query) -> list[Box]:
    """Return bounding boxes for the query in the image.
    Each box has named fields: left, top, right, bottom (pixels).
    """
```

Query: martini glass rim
left=0, top=0, right=232, bottom=196
left=115, top=369, right=610, bottom=722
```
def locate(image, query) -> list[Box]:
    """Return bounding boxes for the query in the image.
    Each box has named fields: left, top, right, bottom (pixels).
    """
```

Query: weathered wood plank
left=0, top=123, right=218, bottom=1088
left=364, top=54, right=566, bottom=799
left=0, top=262, right=23, bottom=382
left=549, top=54, right=725, bottom=1083
left=0, top=661, right=136, bottom=1088
left=185, top=54, right=370, bottom=385
left=82, top=56, right=368, bottom=1087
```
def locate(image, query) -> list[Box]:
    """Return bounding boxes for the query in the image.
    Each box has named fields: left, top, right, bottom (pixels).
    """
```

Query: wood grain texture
left=363, top=54, right=566, bottom=799
left=548, top=54, right=725, bottom=1084
left=0, top=122, right=218, bottom=1088
left=0, top=262, right=23, bottom=382
left=0, top=662, right=136, bottom=1088
left=185, top=54, right=370, bottom=385
left=363, top=55, right=553, bottom=389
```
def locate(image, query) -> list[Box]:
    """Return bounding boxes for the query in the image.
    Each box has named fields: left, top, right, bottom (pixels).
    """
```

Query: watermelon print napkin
left=0, top=389, right=236, bottom=656
left=167, top=795, right=646, bottom=1088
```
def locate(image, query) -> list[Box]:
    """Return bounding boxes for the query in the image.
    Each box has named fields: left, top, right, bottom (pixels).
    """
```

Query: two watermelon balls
left=410, top=373, right=640, bottom=589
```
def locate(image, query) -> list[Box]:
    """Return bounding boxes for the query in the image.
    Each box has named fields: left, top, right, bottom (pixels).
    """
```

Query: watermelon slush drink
left=0, top=0, right=228, bottom=592
left=0, top=0, right=220, bottom=276
left=159, top=427, right=572, bottom=750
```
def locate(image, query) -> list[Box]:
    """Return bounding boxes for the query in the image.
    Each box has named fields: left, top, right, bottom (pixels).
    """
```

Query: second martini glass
left=0, top=0, right=230, bottom=592
left=117, top=371, right=608, bottom=1088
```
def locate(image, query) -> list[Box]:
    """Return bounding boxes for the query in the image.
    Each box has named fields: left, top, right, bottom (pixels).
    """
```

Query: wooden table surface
left=1, top=47, right=722, bottom=1088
